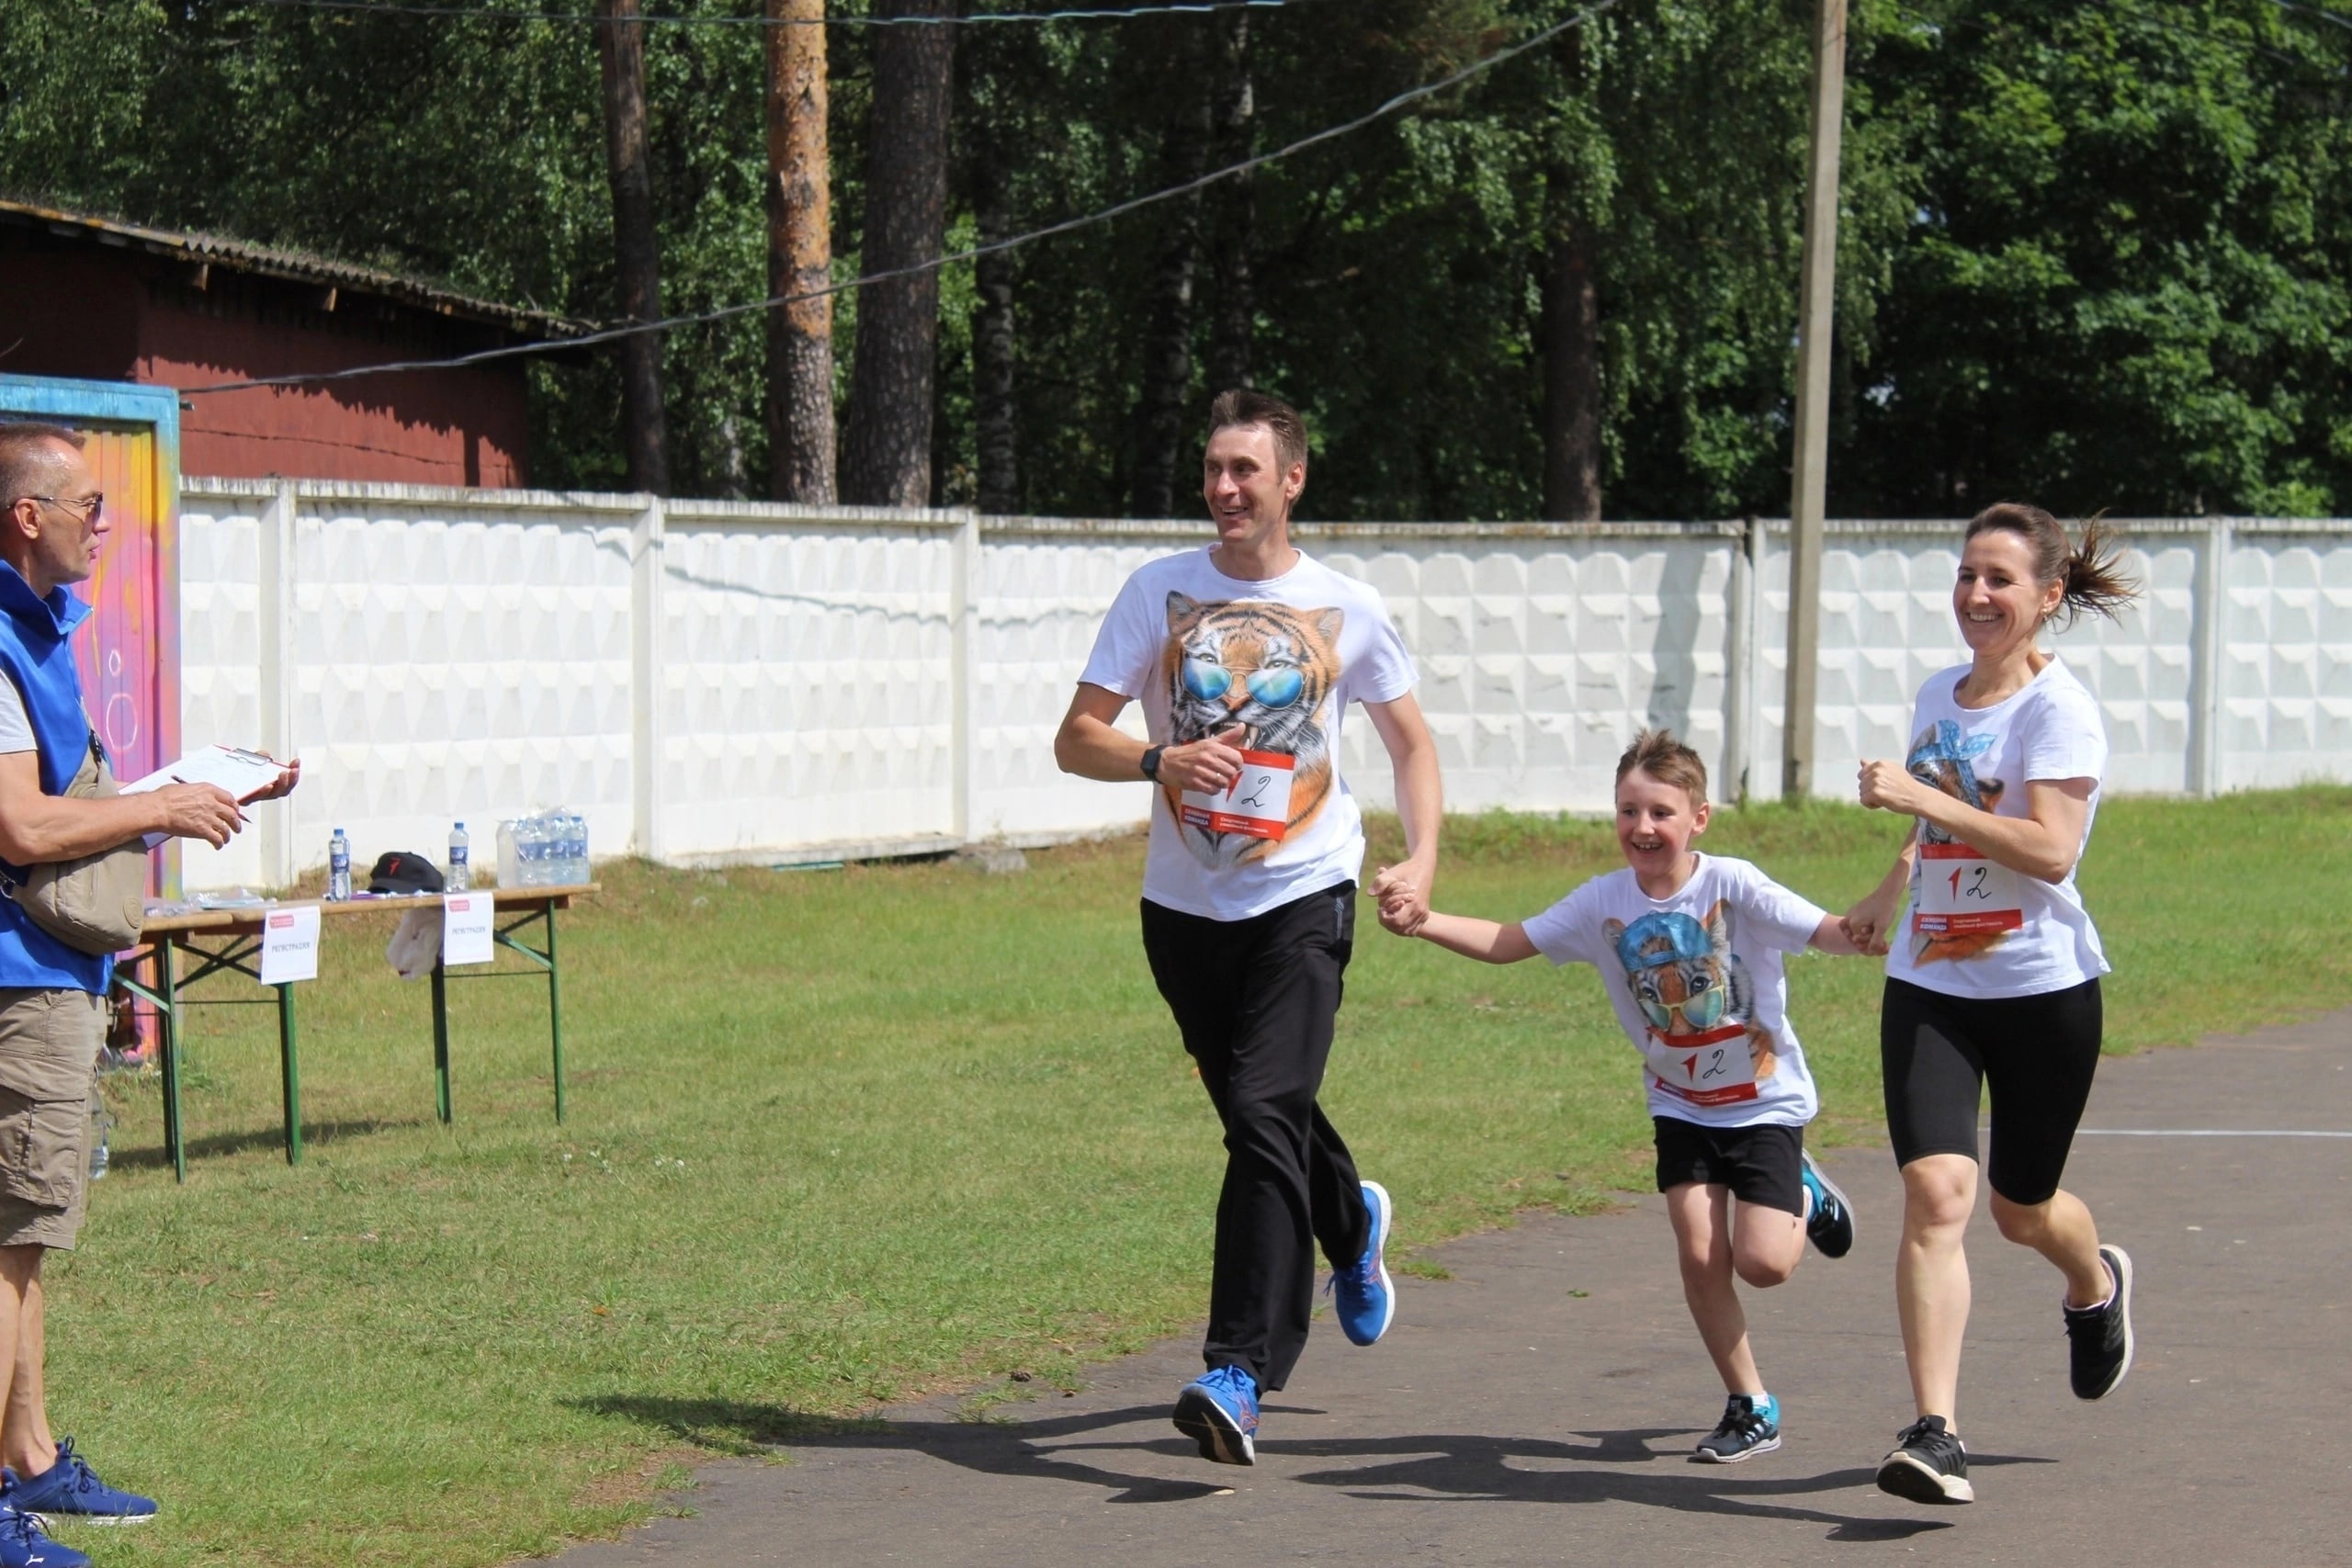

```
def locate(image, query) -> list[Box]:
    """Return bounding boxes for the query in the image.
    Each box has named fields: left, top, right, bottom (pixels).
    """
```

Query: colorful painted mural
left=0, top=376, right=184, bottom=892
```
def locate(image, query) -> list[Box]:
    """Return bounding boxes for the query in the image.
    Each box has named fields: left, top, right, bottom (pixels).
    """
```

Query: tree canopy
left=4, top=0, right=2347, bottom=518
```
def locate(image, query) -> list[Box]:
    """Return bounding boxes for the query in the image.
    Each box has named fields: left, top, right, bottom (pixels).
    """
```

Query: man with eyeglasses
left=0, top=423, right=288, bottom=1561
left=1053, top=389, right=1442, bottom=1466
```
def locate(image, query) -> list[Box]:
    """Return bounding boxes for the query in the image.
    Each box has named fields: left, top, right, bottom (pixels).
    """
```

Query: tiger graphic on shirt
left=1160, top=592, right=1341, bottom=869
left=1604, top=901, right=1782, bottom=1100
left=1906, top=717, right=2010, bottom=964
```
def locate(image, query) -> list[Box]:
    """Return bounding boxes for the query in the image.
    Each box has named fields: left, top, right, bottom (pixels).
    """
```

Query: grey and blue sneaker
left=6, top=1440, right=155, bottom=1526
left=1330, top=1179, right=1396, bottom=1347
left=1693, top=1393, right=1781, bottom=1462
left=1173, top=1364, right=1259, bottom=1466
left=0, top=1500, right=87, bottom=1568
left=1799, top=1149, right=1855, bottom=1259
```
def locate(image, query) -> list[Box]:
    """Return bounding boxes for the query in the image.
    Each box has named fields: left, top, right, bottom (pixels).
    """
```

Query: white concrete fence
left=173, top=477, right=2352, bottom=892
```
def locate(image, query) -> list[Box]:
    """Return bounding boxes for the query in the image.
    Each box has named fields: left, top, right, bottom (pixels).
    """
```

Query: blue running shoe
left=1172, top=1365, right=1259, bottom=1466
left=6, top=1441, right=154, bottom=1527
left=1800, top=1150, right=1856, bottom=1260
left=1693, top=1393, right=1781, bottom=1463
left=0, top=1499, right=87, bottom=1568
left=1330, top=1179, right=1396, bottom=1347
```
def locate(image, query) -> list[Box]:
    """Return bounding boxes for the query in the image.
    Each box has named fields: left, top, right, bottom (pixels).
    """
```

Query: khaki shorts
left=0, top=989, right=104, bottom=1250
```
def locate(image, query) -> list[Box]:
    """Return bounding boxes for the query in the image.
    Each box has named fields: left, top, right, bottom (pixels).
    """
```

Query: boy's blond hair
left=1614, top=728, right=1708, bottom=806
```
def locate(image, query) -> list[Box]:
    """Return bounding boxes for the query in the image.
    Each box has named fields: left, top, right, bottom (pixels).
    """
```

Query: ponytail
left=1964, top=502, right=2141, bottom=628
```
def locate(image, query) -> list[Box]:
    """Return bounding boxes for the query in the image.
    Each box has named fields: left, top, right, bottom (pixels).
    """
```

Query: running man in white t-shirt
left=1052, top=389, right=1443, bottom=1467
left=1843, top=502, right=2143, bottom=1506
left=1377, top=730, right=1867, bottom=1463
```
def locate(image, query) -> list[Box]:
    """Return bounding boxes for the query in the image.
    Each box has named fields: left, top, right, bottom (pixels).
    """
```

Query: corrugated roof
left=0, top=197, right=591, bottom=341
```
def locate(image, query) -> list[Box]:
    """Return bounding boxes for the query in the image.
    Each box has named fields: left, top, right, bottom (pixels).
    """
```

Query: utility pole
left=765, top=0, right=834, bottom=503
left=595, top=0, right=669, bottom=496
left=1782, top=0, right=1846, bottom=800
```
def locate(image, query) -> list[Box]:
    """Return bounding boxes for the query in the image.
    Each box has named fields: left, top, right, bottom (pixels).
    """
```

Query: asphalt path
left=543, top=1008, right=2352, bottom=1566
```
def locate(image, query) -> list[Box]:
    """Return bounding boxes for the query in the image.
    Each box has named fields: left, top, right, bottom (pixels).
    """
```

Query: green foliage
left=2, top=0, right=2347, bottom=515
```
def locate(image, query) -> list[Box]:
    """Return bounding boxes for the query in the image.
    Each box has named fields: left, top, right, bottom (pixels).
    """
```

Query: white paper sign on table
left=442, top=893, right=494, bottom=967
left=258, top=904, right=322, bottom=986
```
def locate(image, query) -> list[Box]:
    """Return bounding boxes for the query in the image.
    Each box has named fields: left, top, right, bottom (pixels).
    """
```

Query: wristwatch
left=1139, top=745, right=1166, bottom=781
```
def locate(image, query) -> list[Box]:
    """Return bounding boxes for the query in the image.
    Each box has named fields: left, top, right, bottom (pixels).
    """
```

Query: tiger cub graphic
left=1906, top=718, right=2008, bottom=964
left=1160, top=592, right=1342, bottom=868
left=1604, top=901, right=1781, bottom=1085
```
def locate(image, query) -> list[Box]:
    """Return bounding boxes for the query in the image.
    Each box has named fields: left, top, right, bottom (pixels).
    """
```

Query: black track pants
left=1141, top=882, right=1370, bottom=1393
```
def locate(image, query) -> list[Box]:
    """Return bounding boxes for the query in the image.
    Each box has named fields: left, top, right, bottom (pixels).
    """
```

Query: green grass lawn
left=51, top=788, right=2352, bottom=1565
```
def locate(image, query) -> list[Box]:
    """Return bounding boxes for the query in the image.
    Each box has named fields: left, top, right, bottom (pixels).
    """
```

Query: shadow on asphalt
left=571, top=1395, right=2072, bottom=1539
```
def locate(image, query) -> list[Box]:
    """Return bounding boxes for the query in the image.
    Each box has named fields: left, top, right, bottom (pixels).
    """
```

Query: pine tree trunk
left=764, top=0, right=834, bottom=503
left=1128, top=61, right=1213, bottom=519
left=1207, top=11, right=1256, bottom=395
left=842, top=0, right=956, bottom=509
left=594, top=0, right=669, bottom=495
left=971, top=124, right=1019, bottom=515
left=1542, top=186, right=1602, bottom=523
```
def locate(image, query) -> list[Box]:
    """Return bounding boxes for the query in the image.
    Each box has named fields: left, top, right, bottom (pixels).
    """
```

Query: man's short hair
left=1207, top=389, right=1308, bottom=474
left=0, top=423, right=85, bottom=513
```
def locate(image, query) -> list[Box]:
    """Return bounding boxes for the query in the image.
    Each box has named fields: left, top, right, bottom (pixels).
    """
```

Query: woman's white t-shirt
left=1885, top=657, right=2112, bottom=999
left=1521, top=856, right=1825, bottom=1129
left=1078, top=547, right=1417, bottom=921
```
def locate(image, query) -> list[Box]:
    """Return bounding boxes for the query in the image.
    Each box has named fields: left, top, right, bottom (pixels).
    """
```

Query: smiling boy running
left=1379, top=730, right=1863, bottom=1461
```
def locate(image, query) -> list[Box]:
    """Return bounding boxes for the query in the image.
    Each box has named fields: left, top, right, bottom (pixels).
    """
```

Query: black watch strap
left=1140, top=745, right=1166, bottom=781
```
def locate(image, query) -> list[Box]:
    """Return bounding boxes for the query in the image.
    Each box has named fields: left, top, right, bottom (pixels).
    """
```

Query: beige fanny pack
left=0, top=732, right=149, bottom=956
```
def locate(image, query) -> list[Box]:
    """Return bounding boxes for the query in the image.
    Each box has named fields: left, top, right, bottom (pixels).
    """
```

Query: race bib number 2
left=1642, top=1026, right=1760, bottom=1109
left=1914, top=841, right=2024, bottom=935
left=1181, top=750, right=1295, bottom=841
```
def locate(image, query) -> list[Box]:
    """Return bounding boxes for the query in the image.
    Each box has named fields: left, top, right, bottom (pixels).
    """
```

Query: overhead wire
left=243, top=0, right=1305, bottom=27
left=183, top=0, right=1624, bottom=396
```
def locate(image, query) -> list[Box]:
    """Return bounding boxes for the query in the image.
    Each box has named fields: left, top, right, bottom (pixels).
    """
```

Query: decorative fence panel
left=174, top=479, right=2350, bottom=890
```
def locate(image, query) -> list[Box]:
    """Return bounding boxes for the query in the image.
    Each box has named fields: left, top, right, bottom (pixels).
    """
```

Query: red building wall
left=1, top=246, right=535, bottom=487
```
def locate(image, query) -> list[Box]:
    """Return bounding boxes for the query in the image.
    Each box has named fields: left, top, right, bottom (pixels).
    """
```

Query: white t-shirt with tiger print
left=1521, top=856, right=1826, bottom=1129
left=1078, top=546, right=1418, bottom=922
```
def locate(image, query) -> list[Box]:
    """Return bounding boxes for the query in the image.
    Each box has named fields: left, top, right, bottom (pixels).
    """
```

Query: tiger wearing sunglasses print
left=1604, top=901, right=1782, bottom=1086
left=1162, top=592, right=1343, bottom=868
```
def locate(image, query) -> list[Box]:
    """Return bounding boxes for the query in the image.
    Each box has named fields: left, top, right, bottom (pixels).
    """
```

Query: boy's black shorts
left=1653, top=1115, right=1804, bottom=1216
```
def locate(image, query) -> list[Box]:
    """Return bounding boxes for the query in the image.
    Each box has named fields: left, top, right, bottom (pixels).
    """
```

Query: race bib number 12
left=1181, top=750, right=1295, bottom=841
left=1914, top=841, right=2024, bottom=935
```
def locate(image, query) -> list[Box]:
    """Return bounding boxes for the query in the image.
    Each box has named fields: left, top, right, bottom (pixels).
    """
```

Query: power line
left=2265, top=0, right=2352, bottom=34
left=184, top=0, right=1623, bottom=397
left=245, top=0, right=1303, bottom=27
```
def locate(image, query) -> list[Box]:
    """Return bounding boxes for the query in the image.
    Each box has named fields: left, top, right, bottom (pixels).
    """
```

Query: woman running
left=1842, top=502, right=2140, bottom=1506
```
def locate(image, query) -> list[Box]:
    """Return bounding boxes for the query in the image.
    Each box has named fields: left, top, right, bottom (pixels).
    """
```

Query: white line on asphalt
left=2073, top=1129, right=2352, bottom=1138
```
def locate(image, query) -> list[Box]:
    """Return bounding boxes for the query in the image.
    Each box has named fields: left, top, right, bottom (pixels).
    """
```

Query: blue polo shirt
left=0, top=562, right=113, bottom=994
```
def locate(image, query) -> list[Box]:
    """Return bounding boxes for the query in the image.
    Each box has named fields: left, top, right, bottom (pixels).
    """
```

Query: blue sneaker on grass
left=1799, top=1150, right=1856, bottom=1259
left=0, top=1501, right=86, bottom=1568
left=6, top=1440, right=155, bottom=1526
left=1330, top=1179, right=1396, bottom=1347
left=1172, top=1365, right=1259, bottom=1466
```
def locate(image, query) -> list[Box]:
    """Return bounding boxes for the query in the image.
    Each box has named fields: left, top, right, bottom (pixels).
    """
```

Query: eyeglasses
left=1634, top=974, right=1726, bottom=1032
left=1180, top=658, right=1306, bottom=709
left=21, top=494, right=103, bottom=525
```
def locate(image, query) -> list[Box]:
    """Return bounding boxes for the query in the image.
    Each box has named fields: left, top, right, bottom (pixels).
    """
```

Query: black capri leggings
left=1881, top=976, right=2104, bottom=1205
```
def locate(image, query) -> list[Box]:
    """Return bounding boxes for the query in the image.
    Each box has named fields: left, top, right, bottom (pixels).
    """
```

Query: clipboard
left=120, top=745, right=292, bottom=806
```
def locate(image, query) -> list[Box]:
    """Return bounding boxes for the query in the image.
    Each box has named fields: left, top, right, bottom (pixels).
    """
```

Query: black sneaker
left=1692, top=1393, right=1781, bottom=1463
left=1876, top=1415, right=1973, bottom=1504
left=1799, top=1149, right=1855, bottom=1259
left=2064, top=1243, right=2135, bottom=1400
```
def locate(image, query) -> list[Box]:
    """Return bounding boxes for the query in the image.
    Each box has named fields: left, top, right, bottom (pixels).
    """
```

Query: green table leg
left=546, top=906, right=565, bottom=1124
left=158, top=941, right=186, bottom=1185
left=431, top=957, right=452, bottom=1124
left=276, top=981, right=302, bottom=1166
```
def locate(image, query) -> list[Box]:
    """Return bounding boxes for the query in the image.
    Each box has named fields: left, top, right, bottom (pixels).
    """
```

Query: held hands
left=153, top=783, right=245, bottom=849
left=1371, top=863, right=1431, bottom=936
left=1840, top=889, right=1899, bottom=956
left=1154, top=724, right=1249, bottom=795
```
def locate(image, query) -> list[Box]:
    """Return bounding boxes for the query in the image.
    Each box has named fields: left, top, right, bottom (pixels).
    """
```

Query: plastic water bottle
left=497, top=820, right=520, bottom=888
left=564, top=813, right=588, bottom=883
left=447, top=822, right=470, bottom=891
left=329, top=828, right=352, bottom=901
left=519, top=816, right=548, bottom=887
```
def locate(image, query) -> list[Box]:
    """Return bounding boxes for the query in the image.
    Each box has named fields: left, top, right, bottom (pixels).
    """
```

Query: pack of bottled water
left=497, top=810, right=591, bottom=887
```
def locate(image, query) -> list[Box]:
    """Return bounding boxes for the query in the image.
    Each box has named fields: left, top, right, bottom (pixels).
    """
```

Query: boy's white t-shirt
left=1078, top=547, right=1417, bottom=921
left=1521, top=856, right=1825, bottom=1129
left=1885, top=658, right=2111, bottom=999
